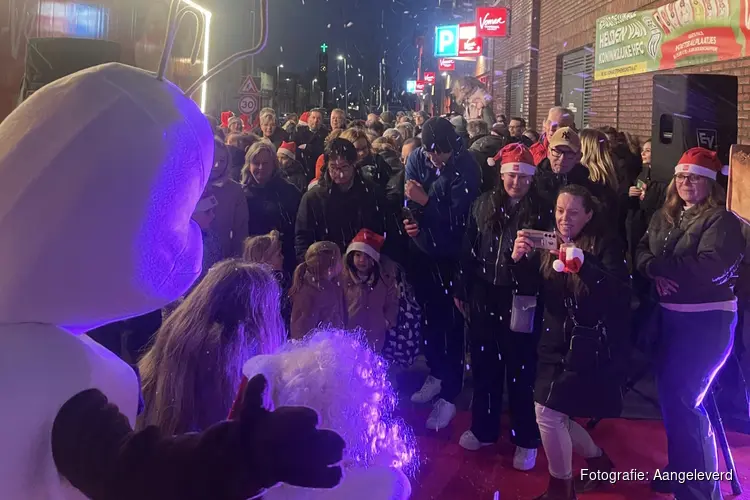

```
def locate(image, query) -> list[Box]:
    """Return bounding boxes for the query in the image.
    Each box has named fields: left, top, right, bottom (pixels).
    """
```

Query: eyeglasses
left=675, top=174, right=703, bottom=184
left=328, top=162, right=354, bottom=173
left=549, top=148, right=577, bottom=160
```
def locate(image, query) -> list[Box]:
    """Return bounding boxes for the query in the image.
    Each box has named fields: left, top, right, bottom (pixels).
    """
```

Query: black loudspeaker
left=19, top=38, right=121, bottom=102
left=651, top=74, right=738, bottom=183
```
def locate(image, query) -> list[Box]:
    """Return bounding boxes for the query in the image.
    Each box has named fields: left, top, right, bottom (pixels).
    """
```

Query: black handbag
left=563, top=297, right=610, bottom=374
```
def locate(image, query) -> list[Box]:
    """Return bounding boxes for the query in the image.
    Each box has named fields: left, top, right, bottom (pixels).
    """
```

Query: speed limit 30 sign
left=239, top=95, right=259, bottom=114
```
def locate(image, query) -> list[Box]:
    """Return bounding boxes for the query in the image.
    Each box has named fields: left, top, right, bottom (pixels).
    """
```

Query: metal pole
left=378, top=59, right=383, bottom=109
left=250, top=10, right=256, bottom=76
left=276, top=66, right=280, bottom=110
left=344, top=57, right=348, bottom=115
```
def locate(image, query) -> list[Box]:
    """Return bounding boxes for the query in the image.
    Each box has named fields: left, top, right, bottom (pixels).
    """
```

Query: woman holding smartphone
left=454, top=144, right=552, bottom=470
left=511, top=184, right=631, bottom=499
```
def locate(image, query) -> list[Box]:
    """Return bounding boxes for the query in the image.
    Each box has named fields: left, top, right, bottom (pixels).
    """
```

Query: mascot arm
left=52, top=376, right=345, bottom=500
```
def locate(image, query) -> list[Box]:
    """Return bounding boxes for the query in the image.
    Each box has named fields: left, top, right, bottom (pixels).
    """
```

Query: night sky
left=256, top=0, right=464, bottom=93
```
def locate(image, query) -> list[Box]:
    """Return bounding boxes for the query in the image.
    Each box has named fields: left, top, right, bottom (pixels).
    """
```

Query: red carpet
left=404, top=409, right=750, bottom=500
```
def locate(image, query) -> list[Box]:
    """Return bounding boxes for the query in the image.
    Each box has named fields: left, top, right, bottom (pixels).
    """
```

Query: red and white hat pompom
left=675, top=147, right=728, bottom=180
left=552, top=246, right=585, bottom=274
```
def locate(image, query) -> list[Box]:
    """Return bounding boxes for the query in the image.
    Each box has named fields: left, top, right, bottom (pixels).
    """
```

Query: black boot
left=533, top=475, right=577, bottom=500
left=574, top=451, right=614, bottom=493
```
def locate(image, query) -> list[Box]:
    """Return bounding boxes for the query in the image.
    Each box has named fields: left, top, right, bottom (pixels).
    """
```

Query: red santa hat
left=552, top=246, right=585, bottom=274
left=299, top=111, right=310, bottom=127
left=675, top=147, right=729, bottom=180
left=529, top=140, right=547, bottom=166
left=239, top=114, right=251, bottom=131
left=278, top=141, right=296, bottom=161
left=346, top=229, right=385, bottom=263
left=487, top=143, right=536, bottom=175
left=220, top=111, right=234, bottom=129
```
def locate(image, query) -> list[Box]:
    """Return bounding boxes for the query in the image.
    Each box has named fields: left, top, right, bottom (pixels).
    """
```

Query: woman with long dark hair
left=455, top=144, right=551, bottom=470
left=636, top=148, right=744, bottom=500
left=137, top=260, right=285, bottom=435
left=512, top=184, right=631, bottom=499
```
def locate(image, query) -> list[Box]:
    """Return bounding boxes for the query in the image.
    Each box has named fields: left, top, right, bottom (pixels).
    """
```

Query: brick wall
left=489, top=0, right=540, bottom=126
left=490, top=0, right=750, bottom=144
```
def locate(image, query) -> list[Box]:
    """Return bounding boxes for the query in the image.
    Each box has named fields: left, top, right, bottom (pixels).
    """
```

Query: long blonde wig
left=137, top=260, right=285, bottom=435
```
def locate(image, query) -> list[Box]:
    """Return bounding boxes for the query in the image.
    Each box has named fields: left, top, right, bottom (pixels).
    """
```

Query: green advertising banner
left=595, top=0, right=748, bottom=80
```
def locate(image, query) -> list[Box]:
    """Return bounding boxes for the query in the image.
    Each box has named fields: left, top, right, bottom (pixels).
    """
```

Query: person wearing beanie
left=636, top=146, right=744, bottom=500
left=276, top=141, right=307, bottom=193
left=403, top=116, right=480, bottom=431
left=227, top=116, right=243, bottom=134
left=535, top=127, right=618, bottom=233
left=454, top=142, right=550, bottom=470
left=341, top=229, right=399, bottom=351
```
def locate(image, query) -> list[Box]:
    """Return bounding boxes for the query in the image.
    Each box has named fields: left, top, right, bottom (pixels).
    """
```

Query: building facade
left=490, top=0, right=750, bottom=143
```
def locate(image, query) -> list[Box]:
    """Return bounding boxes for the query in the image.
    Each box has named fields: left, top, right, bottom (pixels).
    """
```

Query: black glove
left=52, top=375, right=345, bottom=500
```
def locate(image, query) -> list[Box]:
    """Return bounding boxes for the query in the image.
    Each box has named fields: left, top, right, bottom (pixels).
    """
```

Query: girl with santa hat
left=636, top=147, right=744, bottom=500
left=511, top=184, right=631, bottom=500
left=454, top=143, right=552, bottom=470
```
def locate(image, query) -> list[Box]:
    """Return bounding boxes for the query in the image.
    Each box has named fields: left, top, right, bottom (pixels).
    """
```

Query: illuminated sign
left=424, top=72, right=436, bottom=84
left=476, top=7, right=508, bottom=38
left=438, top=59, right=456, bottom=71
left=416, top=81, right=425, bottom=94
left=458, top=24, right=483, bottom=57
left=406, top=80, right=417, bottom=93
left=434, top=25, right=459, bottom=57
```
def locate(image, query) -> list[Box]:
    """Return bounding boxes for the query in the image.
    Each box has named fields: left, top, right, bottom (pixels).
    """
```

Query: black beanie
left=420, top=117, right=460, bottom=154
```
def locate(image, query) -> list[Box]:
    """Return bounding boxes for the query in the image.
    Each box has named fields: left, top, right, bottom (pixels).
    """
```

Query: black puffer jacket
left=294, top=171, right=388, bottom=261
left=512, top=236, right=631, bottom=418
left=636, top=205, right=744, bottom=305
left=360, top=153, right=395, bottom=190
left=625, top=164, right=668, bottom=260
left=243, top=171, right=302, bottom=276
left=280, top=160, right=308, bottom=193
left=457, top=187, right=553, bottom=298
left=469, top=134, right=509, bottom=193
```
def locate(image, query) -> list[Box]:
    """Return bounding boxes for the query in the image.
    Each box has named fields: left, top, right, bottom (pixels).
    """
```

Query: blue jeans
left=657, top=308, right=736, bottom=500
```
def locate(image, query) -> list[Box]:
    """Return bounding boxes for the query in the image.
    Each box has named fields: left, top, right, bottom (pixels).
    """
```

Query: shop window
left=38, top=2, right=110, bottom=39
left=558, top=47, right=594, bottom=130
left=508, top=66, right=525, bottom=119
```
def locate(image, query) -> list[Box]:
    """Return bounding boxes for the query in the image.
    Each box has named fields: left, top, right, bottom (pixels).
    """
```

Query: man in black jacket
left=294, top=109, right=329, bottom=181
left=535, top=127, right=618, bottom=235
left=294, top=138, right=388, bottom=261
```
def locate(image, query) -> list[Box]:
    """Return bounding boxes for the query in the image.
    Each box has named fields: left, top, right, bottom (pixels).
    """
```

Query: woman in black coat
left=242, top=141, right=302, bottom=277
left=511, top=184, right=631, bottom=500
left=454, top=144, right=551, bottom=470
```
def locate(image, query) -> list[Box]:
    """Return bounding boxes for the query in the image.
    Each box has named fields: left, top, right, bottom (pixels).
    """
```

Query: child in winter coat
left=243, top=230, right=291, bottom=331
left=342, top=229, right=399, bottom=352
left=289, top=241, right=346, bottom=339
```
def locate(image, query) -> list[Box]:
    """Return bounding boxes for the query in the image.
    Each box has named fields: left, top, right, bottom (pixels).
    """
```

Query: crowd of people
left=91, top=101, right=747, bottom=500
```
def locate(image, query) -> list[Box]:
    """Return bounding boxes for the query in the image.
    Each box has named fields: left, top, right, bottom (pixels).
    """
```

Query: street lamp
left=311, top=78, right=318, bottom=107
left=337, top=55, right=348, bottom=113
left=276, top=64, right=283, bottom=110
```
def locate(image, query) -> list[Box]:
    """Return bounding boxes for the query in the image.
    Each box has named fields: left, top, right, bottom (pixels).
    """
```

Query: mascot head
left=0, top=63, right=213, bottom=332
left=242, top=329, right=416, bottom=500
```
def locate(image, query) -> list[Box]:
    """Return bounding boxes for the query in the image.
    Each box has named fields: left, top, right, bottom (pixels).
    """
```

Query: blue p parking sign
left=435, top=25, right=459, bottom=58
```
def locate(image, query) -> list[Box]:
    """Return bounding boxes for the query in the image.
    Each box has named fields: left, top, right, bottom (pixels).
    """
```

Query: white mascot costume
left=0, top=3, right=346, bottom=496
left=238, top=329, right=416, bottom=500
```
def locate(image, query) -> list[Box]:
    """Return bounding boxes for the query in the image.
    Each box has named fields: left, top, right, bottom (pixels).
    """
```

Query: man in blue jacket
left=403, top=117, right=480, bottom=430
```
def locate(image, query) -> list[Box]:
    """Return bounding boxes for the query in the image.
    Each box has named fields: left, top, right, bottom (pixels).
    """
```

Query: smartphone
left=522, top=229, right=557, bottom=251
left=401, top=206, right=416, bottom=224
left=636, top=179, right=647, bottom=190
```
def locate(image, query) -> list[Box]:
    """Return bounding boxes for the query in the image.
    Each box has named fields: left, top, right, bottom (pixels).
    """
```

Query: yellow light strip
left=180, top=0, right=212, bottom=112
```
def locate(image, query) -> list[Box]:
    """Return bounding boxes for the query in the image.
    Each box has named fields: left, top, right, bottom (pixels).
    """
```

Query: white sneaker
left=513, top=446, right=537, bottom=471
left=425, top=398, right=456, bottom=430
left=459, top=430, right=493, bottom=451
left=410, top=375, right=442, bottom=404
